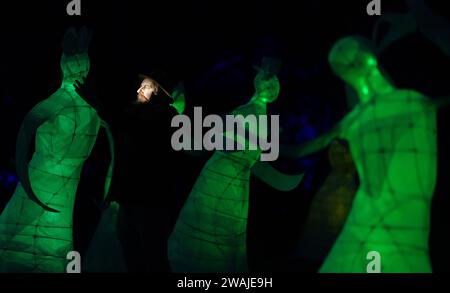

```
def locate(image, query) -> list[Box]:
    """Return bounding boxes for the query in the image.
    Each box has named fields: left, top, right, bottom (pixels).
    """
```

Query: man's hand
left=171, top=81, right=186, bottom=114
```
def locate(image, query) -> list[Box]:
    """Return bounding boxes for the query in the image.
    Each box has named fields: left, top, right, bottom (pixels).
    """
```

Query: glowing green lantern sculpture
left=168, top=65, right=304, bottom=272
left=171, top=82, right=186, bottom=115
left=0, top=28, right=112, bottom=272
left=296, top=139, right=357, bottom=263
left=282, top=36, right=447, bottom=273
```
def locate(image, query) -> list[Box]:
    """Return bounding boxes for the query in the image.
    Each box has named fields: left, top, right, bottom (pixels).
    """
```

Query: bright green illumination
left=367, top=57, right=377, bottom=66
left=282, top=36, right=439, bottom=273
left=0, top=52, right=112, bottom=272
left=168, top=68, right=303, bottom=272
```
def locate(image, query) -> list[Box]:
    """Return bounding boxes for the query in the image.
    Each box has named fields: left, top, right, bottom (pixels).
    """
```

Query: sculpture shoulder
left=30, top=89, right=90, bottom=114
left=33, top=94, right=99, bottom=133
left=386, top=89, right=429, bottom=103
left=37, top=112, right=77, bottom=135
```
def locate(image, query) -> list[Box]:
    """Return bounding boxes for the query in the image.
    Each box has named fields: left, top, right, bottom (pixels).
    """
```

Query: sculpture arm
left=251, top=161, right=305, bottom=192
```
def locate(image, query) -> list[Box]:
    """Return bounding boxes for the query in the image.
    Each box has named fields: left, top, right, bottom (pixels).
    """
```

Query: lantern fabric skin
left=320, top=92, right=436, bottom=273
left=319, top=37, right=436, bottom=273
left=281, top=36, right=437, bottom=273
left=0, top=53, right=101, bottom=272
left=168, top=72, right=280, bottom=273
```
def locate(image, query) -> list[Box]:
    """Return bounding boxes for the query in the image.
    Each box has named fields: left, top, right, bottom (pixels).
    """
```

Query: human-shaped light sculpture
left=171, top=82, right=186, bottom=115
left=168, top=61, right=304, bottom=272
left=296, top=139, right=357, bottom=262
left=0, top=28, right=113, bottom=272
left=282, top=36, right=445, bottom=272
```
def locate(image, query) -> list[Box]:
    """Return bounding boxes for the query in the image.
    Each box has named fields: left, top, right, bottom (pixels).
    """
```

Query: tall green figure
left=283, top=36, right=445, bottom=272
left=168, top=62, right=303, bottom=272
left=0, top=28, right=111, bottom=272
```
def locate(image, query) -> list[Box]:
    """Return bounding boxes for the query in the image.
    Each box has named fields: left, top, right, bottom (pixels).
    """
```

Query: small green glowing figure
left=0, top=28, right=112, bottom=272
left=283, top=36, right=445, bottom=273
left=296, top=139, right=357, bottom=263
left=168, top=61, right=303, bottom=272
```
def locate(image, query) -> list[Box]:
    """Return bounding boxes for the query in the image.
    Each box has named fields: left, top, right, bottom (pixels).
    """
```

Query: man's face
left=137, top=78, right=158, bottom=103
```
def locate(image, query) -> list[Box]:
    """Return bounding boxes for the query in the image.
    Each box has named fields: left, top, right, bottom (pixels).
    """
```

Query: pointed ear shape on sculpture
left=62, top=26, right=93, bottom=56
left=16, top=106, right=61, bottom=213
left=77, top=26, right=93, bottom=54
left=251, top=161, right=304, bottom=192
left=61, top=27, right=78, bottom=56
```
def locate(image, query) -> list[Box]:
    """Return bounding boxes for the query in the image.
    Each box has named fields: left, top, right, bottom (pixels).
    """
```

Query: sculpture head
left=328, top=36, right=380, bottom=101
left=253, top=70, right=280, bottom=104
left=60, top=27, right=92, bottom=90
left=60, top=53, right=90, bottom=88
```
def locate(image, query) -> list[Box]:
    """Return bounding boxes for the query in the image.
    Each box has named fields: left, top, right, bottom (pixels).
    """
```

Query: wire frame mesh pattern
left=319, top=36, right=437, bottom=272
left=168, top=73, right=279, bottom=273
left=0, top=53, right=102, bottom=272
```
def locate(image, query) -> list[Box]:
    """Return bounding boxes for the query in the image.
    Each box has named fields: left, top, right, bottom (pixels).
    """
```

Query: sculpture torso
left=320, top=90, right=437, bottom=272
left=0, top=89, right=100, bottom=272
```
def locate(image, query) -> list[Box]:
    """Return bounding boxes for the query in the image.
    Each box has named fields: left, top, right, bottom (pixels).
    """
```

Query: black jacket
left=111, top=95, right=179, bottom=206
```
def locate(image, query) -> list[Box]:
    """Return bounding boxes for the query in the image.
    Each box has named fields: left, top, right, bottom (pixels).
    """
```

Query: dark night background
left=1, top=0, right=449, bottom=272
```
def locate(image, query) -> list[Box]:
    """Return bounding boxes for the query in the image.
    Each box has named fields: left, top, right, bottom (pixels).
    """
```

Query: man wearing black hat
left=76, top=71, right=184, bottom=272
